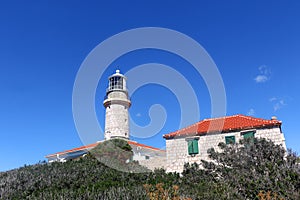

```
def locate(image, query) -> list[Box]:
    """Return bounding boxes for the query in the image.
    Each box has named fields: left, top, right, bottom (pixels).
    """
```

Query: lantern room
left=107, top=69, right=127, bottom=93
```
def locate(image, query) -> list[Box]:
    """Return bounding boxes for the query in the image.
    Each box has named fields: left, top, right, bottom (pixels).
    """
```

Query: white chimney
left=271, top=116, right=277, bottom=120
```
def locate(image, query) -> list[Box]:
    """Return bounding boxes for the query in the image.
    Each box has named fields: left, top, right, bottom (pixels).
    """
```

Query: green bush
left=0, top=138, right=299, bottom=199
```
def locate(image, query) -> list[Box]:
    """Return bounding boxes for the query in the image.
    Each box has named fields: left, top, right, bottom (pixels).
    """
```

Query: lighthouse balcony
left=106, top=87, right=127, bottom=94
left=103, top=97, right=131, bottom=107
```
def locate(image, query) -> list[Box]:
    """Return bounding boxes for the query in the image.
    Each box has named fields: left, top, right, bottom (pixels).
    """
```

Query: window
left=188, top=139, right=199, bottom=155
left=225, top=135, right=235, bottom=144
left=242, top=131, right=255, bottom=145
left=243, top=131, right=255, bottom=139
left=109, top=76, right=123, bottom=91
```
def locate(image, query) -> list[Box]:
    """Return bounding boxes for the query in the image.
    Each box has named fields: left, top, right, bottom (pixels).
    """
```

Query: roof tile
left=163, top=114, right=281, bottom=139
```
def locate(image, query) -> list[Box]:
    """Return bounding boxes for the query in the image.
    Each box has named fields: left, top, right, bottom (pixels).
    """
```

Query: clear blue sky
left=1, top=1, right=300, bottom=172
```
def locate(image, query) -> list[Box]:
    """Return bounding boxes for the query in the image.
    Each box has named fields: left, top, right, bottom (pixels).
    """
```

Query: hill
left=0, top=138, right=299, bottom=199
left=0, top=139, right=156, bottom=199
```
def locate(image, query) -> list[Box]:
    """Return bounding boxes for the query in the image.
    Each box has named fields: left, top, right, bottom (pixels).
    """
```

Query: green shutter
left=225, top=136, right=235, bottom=144
left=192, top=139, right=199, bottom=154
left=188, top=139, right=199, bottom=155
left=188, top=140, right=193, bottom=154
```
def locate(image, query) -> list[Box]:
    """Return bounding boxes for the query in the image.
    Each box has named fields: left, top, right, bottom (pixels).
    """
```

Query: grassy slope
left=0, top=139, right=154, bottom=199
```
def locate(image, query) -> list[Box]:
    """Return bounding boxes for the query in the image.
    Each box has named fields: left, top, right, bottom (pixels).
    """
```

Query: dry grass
left=143, top=183, right=192, bottom=200
left=257, top=191, right=285, bottom=200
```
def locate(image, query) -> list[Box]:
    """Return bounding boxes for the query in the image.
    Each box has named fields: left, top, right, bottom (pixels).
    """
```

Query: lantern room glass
left=109, top=76, right=123, bottom=91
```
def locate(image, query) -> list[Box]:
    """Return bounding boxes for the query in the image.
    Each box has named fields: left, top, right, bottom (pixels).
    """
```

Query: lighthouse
left=103, top=70, right=131, bottom=140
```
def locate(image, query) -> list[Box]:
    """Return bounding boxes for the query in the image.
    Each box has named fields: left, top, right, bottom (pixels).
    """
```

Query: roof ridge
left=204, top=114, right=242, bottom=121
left=238, top=114, right=279, bottom=122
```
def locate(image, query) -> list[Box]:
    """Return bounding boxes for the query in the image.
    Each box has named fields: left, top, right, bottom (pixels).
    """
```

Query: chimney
left=271, top=116, right=277, bottom=120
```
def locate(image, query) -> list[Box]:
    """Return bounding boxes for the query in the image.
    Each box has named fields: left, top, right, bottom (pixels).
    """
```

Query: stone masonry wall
left=139, top=157, right=166, bottom=171
left=166, top=127, right=286, bottom=173
left=104, top=91, right=130, bottom=139
left=105, top=104, right=129, bottom=139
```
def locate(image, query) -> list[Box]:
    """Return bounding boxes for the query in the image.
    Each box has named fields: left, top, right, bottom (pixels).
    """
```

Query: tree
left=196, top=138, right=300, bottom=199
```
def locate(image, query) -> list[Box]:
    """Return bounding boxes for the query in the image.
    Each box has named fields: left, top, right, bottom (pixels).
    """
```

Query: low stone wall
left=139, top=157, right=166, bottom=171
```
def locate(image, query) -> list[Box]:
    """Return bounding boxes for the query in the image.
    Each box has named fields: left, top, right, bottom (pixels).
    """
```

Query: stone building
left=163, top=114, right=286, bottom=173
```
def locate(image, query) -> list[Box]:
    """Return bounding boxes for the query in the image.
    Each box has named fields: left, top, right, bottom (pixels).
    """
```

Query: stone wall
left=165, top=127, right=286, bottom=173
left=139, top=157, right=166, bottom=171
left=105, top=104, right=129, bottom=139
left=130, top=143, right=166, bottom=171
left=104, top=91, right=130, bottom=140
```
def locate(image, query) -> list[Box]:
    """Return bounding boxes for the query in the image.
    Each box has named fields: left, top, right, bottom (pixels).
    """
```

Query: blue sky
left=1, top=1, right=300, bottom=172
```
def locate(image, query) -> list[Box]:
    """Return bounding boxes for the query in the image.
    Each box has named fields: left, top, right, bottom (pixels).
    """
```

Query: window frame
left=241, top=130, right=256, bottom=146
left=109, top=76, right=123, bottom=91
left=242, top=130, right=255, bottom=139
left=225, top=135, right=236, bottom=144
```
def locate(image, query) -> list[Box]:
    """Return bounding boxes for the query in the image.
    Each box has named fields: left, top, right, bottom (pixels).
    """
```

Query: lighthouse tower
left=103, top=70, right=131, bottom=140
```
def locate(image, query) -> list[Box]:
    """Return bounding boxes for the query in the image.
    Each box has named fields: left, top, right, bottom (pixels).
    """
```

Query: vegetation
left=182, top=138, right=300, bottom=199
left=90, top=138, right=149, bottom=173
left=0, top=138, right=299, bottom=199
left=143, top=183, right=192, bottom=200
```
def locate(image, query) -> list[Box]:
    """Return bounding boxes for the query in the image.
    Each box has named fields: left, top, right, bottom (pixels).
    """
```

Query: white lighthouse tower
left=103, top=70, right=131, bottom=140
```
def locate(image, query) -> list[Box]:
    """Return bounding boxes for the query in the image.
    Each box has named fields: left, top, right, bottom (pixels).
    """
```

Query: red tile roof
left=45, top=142, right=100, bottom=158
left=128, top=141, right=165, bottom=151
left=163, top=114, right=281, bottom=139
left=45, top=140, right=165, bottom=158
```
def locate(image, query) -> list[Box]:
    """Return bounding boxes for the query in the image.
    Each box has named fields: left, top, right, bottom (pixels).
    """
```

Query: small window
left=188, top=139, right=199, bottom=155
left=242, top=131, right=255, bottom=146
left=243, top=131, right=255, bottom=139
left=225, top=135, right=235, bottom=144
left=145, top=155, right=150, bottom=160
